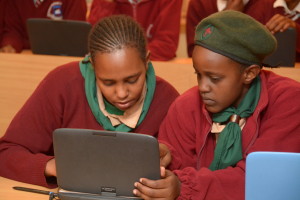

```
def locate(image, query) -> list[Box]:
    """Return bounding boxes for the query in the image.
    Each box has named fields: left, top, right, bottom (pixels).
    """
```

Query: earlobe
left=146, top=51, right=151, bottom=62
left=243, top=65, right=261, bottom=84
left=88, top=55, right=93, bottom=64
left=145, top=51, right=151, bottom=70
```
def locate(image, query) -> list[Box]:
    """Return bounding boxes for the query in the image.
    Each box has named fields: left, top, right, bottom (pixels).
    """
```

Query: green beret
left=194, top=10, right=277, bottom=66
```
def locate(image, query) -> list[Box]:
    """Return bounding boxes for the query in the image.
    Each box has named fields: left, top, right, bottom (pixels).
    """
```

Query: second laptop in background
left=27, top=18, right=91, bottom=57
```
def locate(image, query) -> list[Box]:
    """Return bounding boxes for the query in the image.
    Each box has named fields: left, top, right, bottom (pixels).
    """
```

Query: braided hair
left=89, top=15, right=147, bottom=64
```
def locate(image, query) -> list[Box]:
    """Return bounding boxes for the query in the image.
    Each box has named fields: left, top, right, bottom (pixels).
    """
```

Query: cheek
left=214, top=82, right=242, bottom=108
left=97, top=83, right=114, bottom=101
left=130, top=79, right=145, bottom=98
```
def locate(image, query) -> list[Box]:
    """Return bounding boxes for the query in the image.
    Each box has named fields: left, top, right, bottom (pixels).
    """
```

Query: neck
left=287, top=0, right=300, bottom=10
left=232, top=83, right=250, bottom=108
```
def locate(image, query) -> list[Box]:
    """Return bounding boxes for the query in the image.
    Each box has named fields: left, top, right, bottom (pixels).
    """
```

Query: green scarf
left=209, top=77, right=261, bottom=171
left=79, top=55, right=156, bottom=132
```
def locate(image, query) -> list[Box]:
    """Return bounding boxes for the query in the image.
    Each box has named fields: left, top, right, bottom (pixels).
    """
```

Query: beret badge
left=201, top=25, right=214, bottom=41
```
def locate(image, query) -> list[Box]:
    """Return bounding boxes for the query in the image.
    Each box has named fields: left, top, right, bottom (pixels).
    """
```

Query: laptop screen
left=245, top=151, right=300, bottom=200
left=53, top=128, right=160, bottom=198
left=27, top=18, right=91, bottom=57
left=263, top=28, right=296, bottom=67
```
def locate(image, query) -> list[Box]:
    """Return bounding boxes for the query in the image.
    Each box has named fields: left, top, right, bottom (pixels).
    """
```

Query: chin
left=205, top=106, right=222, bottom=114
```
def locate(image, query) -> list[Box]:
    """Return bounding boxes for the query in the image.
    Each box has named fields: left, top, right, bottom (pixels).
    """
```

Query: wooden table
left=1, top=53, right=300, bottom=137
left=0, top=176, right=57, bottom=200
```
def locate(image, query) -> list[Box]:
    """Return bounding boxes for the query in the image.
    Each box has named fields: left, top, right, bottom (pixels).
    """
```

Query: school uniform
left=0, top=0, right=87, bottom=52
left=158, top=70, right=300, bottom=199
left=0, top=61, right=179, bottom=188
left=186, top=0, right=267, bottom=57
left=88, top=0, right=183, bottom=61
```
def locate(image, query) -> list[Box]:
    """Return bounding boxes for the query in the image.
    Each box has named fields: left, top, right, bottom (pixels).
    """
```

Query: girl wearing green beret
left=134, top=10, right=300, bottom=200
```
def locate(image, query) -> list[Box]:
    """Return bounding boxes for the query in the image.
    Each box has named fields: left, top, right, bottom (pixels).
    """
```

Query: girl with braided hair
left=0, top=15, right=179, bottom=188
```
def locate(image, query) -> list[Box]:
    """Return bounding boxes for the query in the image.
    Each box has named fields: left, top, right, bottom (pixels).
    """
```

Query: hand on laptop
left=45, top=158, right=57, bottom=177
left=159, top=143, right=172, bottom=167
left=133, top=166, right=181, bottom=200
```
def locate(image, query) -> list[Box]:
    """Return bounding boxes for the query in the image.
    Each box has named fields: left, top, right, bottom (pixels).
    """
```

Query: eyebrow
left=98, top=72, right=142, bottom=82
left=194, top=69, right=222, bottom=76
left=205, top=71, right=223, bottom=76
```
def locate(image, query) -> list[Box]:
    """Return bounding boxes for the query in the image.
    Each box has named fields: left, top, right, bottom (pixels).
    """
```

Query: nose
left=115, top=84, right=129, bottom=99
left=198, top=78, right=211, bottom=94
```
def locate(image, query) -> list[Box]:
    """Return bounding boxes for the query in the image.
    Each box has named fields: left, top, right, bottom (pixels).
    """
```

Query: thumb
left=160, top=166, right=166, bottom=178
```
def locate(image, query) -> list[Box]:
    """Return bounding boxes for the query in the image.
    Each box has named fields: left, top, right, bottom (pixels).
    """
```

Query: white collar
left=273, top=0, right=300, bottom=14
left=217, top=0, right=250, bottom=11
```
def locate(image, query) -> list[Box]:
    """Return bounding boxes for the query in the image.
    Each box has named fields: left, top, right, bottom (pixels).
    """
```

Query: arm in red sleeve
left=0, top=67, right=68, bottom=188
left=158, top=88, right=204, bottom=171
left=1, top=0, right=24, bottom=52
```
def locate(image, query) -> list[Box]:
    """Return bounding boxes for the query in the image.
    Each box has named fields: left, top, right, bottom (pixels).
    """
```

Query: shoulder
left=41, top=61, right=83, bottom=87
left=261, top=70, right=300, bottom=91
left=261, top=70, right=300, bottom=104
left=153, top=76, right=180, bottom=105
left=155, top=76, right=179, bottom=95
left=169, top=86, right=203, bottom=113
left=46, top=61, right=80, bottom=76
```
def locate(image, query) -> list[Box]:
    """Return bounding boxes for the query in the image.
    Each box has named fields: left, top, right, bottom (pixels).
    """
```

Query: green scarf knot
left=209, top=76, right=261, bottom=171
left=79, top=55, right=156, bottom=132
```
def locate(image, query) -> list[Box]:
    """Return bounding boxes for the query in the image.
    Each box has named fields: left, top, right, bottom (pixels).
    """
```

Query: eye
left=126, top=76, right=139, bottom=84
left=102, top=80, right=115, bottom=86
left=210, top=76, right=221, bottom=83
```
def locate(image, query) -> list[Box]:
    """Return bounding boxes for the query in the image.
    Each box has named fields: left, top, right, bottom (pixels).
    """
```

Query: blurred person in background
left=88, top=0, right=183, bottom=61
left=261, top=0, right=300, bottom=62
left=0, top=0, right=87, bottom=53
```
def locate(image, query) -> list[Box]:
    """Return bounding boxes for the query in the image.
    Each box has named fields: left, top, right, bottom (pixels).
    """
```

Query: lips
left=201, top=97, right=215, bottom=106
left=115, top=100, right=133, bottom=110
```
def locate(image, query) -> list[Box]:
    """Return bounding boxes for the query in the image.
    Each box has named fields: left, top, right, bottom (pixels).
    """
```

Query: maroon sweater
left=158, top=70, right=300, bottom=199
left=1, top=0, right=87, bottom=52
left=0, top=61, right=179, bottom=188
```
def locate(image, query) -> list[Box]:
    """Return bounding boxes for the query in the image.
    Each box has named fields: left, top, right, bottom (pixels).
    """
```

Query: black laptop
left=27, top=18, right=92, bottom=57
left=263, top=28, right=297, bottom=67
left=53, top=128, right=160, bottom=200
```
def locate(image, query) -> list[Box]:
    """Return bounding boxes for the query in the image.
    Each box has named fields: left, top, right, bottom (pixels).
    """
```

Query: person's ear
left=145, top=51, right=151, bottom=70
left=89, top=55, right=93, bottom=64
left=146, top=51, right=151, bottom=62
left=243, top=65, right=261, bottom=84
